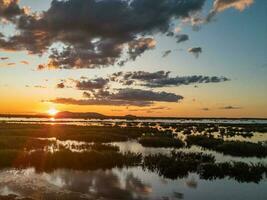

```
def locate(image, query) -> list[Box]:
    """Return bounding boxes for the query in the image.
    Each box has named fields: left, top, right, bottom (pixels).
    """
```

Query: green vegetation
left=88, top=143, right=120, bottom=152
left=143, top=151, right=267, bottom=183
left=138, top=131, right=184, bottom=148
left=0, top=135, right=120, bottom=152
left=169, top=123, right=267, bottom=137
left=186, top=135, right=267, bottom=157
left=0, top=136, right=54, bottom=150
left=0, top=123, right=160, bottom=143
left=139, top=136, right=184, bottom=148
left=198, top=162, right=267, bottom=183
left=0, top=150, right=142, bottom=171
left=143, top=151, right=215, bottom=179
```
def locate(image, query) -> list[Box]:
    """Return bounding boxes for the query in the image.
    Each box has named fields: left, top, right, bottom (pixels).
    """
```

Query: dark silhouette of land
left=0, top=111, right=266, bottom=120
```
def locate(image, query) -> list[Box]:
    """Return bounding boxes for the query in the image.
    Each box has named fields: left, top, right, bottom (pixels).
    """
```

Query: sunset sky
left=0, top=0, right=266, bottom=117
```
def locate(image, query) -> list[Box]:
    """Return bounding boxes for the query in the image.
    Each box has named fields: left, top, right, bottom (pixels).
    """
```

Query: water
left=110, top=140, right=267, bottom=163
left=0, top=167, right=266, bottom=200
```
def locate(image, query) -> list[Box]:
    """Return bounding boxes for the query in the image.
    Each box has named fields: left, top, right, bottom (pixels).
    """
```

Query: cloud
left=188, top=47, right=202, bottom=58
left=0, top=57, right=8, bottom=60
left=110, top=71, right=230, bottom=87
left=143, top=75, right=230, bottom=87
left=34, top=85, right=46, bottom=88
left=166, top=31, right=175, bottom=37
left=0, top=0, right=206, bottom=69
left=37, top=64, right=45, bottom=70
left=50, top=98, right=152, bottom=107
left=109, top=88, right=183, bottom=102
left=51, top=88, right=183, bottom=107
left=207, top=0, right=254, bottom=22
left=7, top=62, right=15, bottom=66
left=176, top=34, right=189, bottom=43
left=202, top=108, right=210, bottom=111
left=162, top=50, right=172, bottom=57
left=75, top=78, right=109, bottom=91
left=52, top=71, right=229, bottom=108
left=0, top=0, right=26, bottom=21
left=128, top=106, right=170, bottom=113
left=56, top=82, right=65, bottom=89
left=110, top=71, right=170, bottom=84
left=127, top=38, right=156, bottom=61
left=20, top=60, right=29, bottom=65
left=220, top=105, right=242, bottom=110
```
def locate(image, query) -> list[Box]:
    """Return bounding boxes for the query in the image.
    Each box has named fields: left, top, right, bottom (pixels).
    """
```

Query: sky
left=0, top=0, right=266, bottom=118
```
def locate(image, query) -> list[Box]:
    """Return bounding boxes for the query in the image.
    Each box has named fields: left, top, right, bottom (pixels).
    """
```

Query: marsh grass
left=186, top=135, right=267, bottom=157
left=0, top=150, right=142, bottom=171
left=138, top=131, right=184, bottom=148
left=143, top=151, right=267, bottom=182
left=0, top=136, right=54, bottom=150
left=139, top=136, right=184, bottom=148
left=198, top=162, right=267, bottom=183
left=0, top=123, right=160, bottom=143
left=143, top=151, right=215, bottom=179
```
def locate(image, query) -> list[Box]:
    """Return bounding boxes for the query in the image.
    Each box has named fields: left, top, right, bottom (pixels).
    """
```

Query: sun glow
left=47, top=108, right=59, bottom=116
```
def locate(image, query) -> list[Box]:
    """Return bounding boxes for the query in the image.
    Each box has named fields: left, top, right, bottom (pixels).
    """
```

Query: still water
left=0, top=167, right=266, bottom=200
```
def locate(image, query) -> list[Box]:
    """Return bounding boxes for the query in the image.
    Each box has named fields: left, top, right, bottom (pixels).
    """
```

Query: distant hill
left=56, top=111, right=106, bottom=119
left=124, top=114, right=138, bottom=120
left=0, top=111, right=266, bottom=120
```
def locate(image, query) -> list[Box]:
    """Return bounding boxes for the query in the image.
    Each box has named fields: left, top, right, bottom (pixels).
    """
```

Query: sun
left=47, top=108, right=59, bottom=116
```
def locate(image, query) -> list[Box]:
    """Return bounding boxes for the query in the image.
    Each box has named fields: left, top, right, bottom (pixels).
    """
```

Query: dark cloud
left=162, top=50, right=172, bottom=57
left=110, top=71, right=170, bottom=85
left=51, top=88, right=183, bottom=107
left=54, top=71, right=229, bottom=107
left=0, top=0, right=26, bottom=21
left=220, top=106, right=242, bottom=110
left=83, top=89, right=111, bottom=99
left=75, top=78, right=109, bottom=91
left=176, top=34, right=189, bottom=43
left=109, top=88, right=182, bottom=102
left=111, top=71, right=230, bottom=87
left=166, top=31, right=174, bottom=37
left=0, top=0, right=206, bottom=69
left=128, top=106, right=170, bottom=113
left=37, top=64, right=46, bottom=70
left=202, top=108, right=210, bottom=111
left=0, top=57, right=8, bottom=60
left=188, top=47, right=202, bottom=58
left=56, top=82, right=65, bottom=89
left=50, top=97, right=152, bottom=107
left=127, top=38, right=156, bottom=61
left=143, top=75, right=230, bottom=87
left=47, top=38, right=125, bottom=69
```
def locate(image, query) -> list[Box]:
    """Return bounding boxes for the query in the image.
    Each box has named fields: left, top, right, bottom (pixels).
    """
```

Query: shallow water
left=110, top=140, right=267, bottom=164
left=0, top=167, right=266, bottom=200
